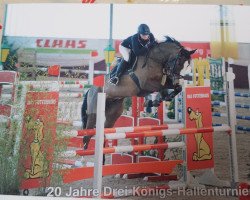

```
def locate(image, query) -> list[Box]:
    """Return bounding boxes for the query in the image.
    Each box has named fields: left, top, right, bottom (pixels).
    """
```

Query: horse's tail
left=81, top=89, right=89, bottom=129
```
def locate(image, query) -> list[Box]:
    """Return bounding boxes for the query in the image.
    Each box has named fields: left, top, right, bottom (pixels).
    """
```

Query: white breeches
left=119, top=44, right=131, bottom=62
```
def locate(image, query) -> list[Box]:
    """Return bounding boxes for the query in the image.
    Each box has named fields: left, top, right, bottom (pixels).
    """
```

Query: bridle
left=162, top=49, right=184, bottom=86
left=146, top=42, right=186, bottom=101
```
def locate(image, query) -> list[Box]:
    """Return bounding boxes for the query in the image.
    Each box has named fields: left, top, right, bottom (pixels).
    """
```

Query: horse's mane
left=147, top=36, right=183, bottom=59
left=163, top=36, right=184, bottom=49
left=163, top=36, right=193, bottom=59
left=142, top=36, right=185, bottom=68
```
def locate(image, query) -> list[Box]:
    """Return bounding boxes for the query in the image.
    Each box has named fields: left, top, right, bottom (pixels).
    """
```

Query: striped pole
left=63, top=123, right=184, bottom=137
left=61, top=142, right=185, bottom=157
left=63, top=125, right=231, bottom=139
left=212, top=101, right=250, bottom=109
left=59, top=84, right=92, bottom=89
left=211, top=101, right=227, bottom=107
left=105, top=126, right=231, bottom=140
left=59, top=93, right=83, bottom=98
left=237, top=126, right=250, bottom=132
left=61, top=126, right=231, bottom=157
left=236, top=115, right=250, bottom=120
left=211, top=90, right=250, bottom=97
left=26, top=81, right=91, bottom=90
left=213, top=112, right=250, bottom=120
left=212, top=112, right=227, bottom=117
left=59, top=84, right=84, bottom=89
left=235, top=104, right=250, bottom=109
left=211, top=90, right=226, bottom=95
left=234, top=92, right=250, bottom=97
left=59, top=80, right=88, bottom=85
left=213, top=124, right=250, bottom=133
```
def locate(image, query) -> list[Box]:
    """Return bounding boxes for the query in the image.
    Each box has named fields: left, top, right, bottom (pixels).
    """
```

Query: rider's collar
left=138, top=34, right=150, bottom=47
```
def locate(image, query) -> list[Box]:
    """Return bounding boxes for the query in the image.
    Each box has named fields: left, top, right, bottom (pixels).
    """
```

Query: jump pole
left=93, top=92, right=106, bottom=197
left=226, top=67, right=239, bottom=186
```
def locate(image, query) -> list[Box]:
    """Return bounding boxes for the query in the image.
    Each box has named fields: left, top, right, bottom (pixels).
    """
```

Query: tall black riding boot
left=109, top=60, right=128, bottom=85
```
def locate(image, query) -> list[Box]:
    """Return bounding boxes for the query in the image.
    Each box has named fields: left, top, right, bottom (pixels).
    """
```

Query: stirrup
left=109, top=77, right=119, bottom=85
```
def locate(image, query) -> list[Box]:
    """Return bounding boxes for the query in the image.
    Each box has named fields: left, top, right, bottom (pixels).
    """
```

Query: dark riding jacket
left=121, top=33, right=156, bottom=57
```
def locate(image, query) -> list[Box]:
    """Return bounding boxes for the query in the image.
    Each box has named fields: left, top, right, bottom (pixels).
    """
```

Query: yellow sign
left=193, top=58, right=210, bottom=86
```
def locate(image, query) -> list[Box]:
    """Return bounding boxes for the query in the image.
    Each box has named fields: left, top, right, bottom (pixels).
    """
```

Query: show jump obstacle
left=61, top=67, right=238, bottom=197
left=1, top=67, right=240, bottom=198
left=77, top=68, right=236, bottom=198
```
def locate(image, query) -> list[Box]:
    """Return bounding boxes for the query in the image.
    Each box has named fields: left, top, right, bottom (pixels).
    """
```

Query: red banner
left=181, top=42, right=210, bottom=59
left=19, top=92, right=59, bottom=189
left=185, top=86, right=214, bottom=170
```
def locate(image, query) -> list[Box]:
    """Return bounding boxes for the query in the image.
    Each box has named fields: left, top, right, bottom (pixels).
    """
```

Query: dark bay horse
left=82, top=37, right=196, bottom=150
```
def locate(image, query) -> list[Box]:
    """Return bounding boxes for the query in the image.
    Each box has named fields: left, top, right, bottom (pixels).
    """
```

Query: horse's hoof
left=152, top=100, right=160, bottom=107
left=109, top=77, right=119, bottom=85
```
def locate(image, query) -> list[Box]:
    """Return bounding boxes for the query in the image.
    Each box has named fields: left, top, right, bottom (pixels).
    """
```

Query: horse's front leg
left=160, top=83, right=182, bottom=102
left=143, top=92, right=163, bottom=110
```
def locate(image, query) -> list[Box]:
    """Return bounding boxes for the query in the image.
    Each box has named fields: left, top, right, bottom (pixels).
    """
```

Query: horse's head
left=147, top=36, right=196, bottom=101
left=160, top=36, right=196, bottom=87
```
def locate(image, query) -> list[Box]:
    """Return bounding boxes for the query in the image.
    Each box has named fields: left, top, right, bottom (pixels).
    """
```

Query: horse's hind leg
left=81, top=90, right=89, bottom=129
left=82, top=87, right=101, bottom=150
left=83, top=113, right=97, bottom=150
left=87, top=99, right=123, bottom=164
left=105, top=99, right=124, bottom=128
left=83, top=112, right=107, bottom=166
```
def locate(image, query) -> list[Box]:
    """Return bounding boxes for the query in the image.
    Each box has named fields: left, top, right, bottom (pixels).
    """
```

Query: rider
left=109, top=23, right=157, bottom=85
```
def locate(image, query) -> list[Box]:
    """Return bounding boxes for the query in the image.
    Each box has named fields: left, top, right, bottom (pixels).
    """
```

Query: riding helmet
left=138, top=24, right=150, bottom=35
